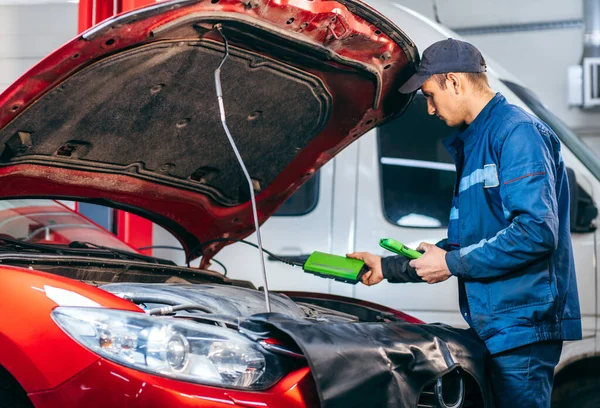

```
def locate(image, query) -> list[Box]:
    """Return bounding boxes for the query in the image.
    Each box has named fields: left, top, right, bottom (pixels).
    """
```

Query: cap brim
left=398, top=72, right=431, bottom=94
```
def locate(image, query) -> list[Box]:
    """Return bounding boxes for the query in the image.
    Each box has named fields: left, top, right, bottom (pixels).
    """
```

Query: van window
left=274, top=172, right=320, bottom=216
left=378, top=95, right=455, bottom=228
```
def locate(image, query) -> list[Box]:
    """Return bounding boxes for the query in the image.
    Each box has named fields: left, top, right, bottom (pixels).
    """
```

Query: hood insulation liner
left=0, top=40, right=331, bottom=206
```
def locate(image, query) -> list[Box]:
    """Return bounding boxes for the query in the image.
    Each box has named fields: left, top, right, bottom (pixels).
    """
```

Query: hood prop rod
left=214, top=24, right=271, bottom=313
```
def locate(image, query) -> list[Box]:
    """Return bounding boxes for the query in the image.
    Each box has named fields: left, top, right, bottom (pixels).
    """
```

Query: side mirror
left=566, top=168, right=598, bottom=233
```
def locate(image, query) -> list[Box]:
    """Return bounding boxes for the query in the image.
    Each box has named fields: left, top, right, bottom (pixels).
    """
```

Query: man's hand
left=346, top=252, right=384, bottom=286
left=408, top=242, right=451, bottom=284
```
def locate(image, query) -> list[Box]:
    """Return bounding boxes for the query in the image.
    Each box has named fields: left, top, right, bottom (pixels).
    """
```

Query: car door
left=353, top=94, right=466, bottom=327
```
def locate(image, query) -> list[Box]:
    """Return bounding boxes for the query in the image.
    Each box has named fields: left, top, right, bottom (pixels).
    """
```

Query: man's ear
left=446, top=72, right=461, bottom=94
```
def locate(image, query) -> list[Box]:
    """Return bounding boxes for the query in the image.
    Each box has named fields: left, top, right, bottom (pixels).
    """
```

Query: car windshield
left=0, top=199, right=136, bottom=252
left=502, top=80, right=600, bottom=180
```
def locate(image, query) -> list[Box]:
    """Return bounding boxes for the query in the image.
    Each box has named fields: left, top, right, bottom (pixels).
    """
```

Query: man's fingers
left=346, top=252, right=364, bottom=260
left=416, top=270, right=433, bottom=284
left=348, top=252, right=378, bottom=268
left=417, top=242, right=433, bottom=252
left=413, top=261, right=429, bottom=280
left=361, top=271, right=373, bottom=285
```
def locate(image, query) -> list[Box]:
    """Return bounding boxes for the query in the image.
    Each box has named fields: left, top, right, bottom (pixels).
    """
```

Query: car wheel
left=552, top=376, right=600, bottom=408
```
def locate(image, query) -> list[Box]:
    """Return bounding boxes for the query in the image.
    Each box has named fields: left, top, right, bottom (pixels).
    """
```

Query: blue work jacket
left=443, top=93, right=582, bottom=354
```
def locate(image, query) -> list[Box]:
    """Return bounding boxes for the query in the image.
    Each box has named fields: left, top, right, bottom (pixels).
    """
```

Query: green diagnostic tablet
left=379, top=238, right=422, bottom=259
left=303, top=251, right=368, bottom=284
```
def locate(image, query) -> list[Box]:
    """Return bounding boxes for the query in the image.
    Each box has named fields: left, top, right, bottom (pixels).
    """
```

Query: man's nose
left=426, top=100, right=436, bottom=115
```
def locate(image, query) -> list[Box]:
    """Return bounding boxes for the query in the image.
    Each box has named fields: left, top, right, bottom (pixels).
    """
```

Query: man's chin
left=436, top=115, right=459, bottom=127
left=442, top=119, right=460, bottom=128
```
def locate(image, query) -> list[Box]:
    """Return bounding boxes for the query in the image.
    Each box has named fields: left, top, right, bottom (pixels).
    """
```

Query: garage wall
left=0, top=2, right=78, bottom=93
left=398, top=0, right=598, bottom=133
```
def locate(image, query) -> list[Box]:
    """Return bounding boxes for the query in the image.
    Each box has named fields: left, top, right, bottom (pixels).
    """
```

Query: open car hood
left=0, top=0, right=418, bottom=262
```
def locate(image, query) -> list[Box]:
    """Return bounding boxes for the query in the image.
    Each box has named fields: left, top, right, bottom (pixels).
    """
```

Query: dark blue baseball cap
left=399, top=38, right=487, bottom=93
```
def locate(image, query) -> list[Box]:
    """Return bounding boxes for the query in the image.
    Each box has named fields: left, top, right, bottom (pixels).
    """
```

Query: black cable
left=139, top=239, right=304, bottom=269
left=137, top=245, right=229, bottom=276
left=191, top=238, right=304, bottom=267
left=211, top=258, right=228, bottom=276
left=432, top=0, right=442, bottom=24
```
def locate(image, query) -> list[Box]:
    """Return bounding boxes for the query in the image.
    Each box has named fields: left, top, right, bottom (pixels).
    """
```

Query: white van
left=151, top=2, right=600, bottom=405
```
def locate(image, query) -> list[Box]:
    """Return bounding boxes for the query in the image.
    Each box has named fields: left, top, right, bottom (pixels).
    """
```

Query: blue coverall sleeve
left=445, top=122, right=559, bottom=280
left=435, top=238, right=450, bottom=251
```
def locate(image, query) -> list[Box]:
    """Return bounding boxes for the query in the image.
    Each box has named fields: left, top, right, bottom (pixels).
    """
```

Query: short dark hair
left=432, top=72, right=490, bottom=92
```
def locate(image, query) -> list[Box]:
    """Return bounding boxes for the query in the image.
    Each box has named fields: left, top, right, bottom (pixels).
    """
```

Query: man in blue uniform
left=347, top=39, right=582, bottom=408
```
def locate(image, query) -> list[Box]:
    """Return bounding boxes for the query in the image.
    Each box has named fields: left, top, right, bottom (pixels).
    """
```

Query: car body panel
left=0, top=266, right=141, bottom=392
left=28, top=359, right=319, bottom=408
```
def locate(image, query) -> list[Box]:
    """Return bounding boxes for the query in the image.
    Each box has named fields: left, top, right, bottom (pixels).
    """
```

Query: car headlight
left=51, top=307, right=288, bottom=389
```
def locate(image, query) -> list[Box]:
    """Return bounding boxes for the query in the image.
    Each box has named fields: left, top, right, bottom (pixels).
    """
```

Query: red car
left=0, top=0, right=491, bottom=407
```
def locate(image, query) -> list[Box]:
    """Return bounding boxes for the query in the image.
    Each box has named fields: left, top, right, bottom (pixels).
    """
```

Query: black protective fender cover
left=241, top=313, right=492, bottom=407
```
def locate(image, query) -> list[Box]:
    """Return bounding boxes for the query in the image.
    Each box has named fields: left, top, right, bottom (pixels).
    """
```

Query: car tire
left=552, top=376, right=600, bottom=408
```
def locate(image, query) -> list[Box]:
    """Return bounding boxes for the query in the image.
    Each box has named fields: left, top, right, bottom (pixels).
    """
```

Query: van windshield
left=502, top=80, right=600, bottom=180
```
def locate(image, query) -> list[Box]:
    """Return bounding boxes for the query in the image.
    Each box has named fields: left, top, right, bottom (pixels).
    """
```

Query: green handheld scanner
left=379, top=238, right=422, bottom=259
left=301, top=239, right=421, bottom=284
left=303, top=251, right=368, bottom=285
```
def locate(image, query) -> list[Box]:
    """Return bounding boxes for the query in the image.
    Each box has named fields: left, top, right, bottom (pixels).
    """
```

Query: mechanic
left=347, top=38, right=582, bottom=408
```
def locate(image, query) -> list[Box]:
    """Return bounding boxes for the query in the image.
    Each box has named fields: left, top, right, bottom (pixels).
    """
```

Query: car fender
left=0, top=265, right=141, bottom=392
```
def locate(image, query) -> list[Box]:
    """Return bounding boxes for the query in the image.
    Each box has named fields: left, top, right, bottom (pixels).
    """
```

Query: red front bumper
left=29, top=359, right=320, bottom=408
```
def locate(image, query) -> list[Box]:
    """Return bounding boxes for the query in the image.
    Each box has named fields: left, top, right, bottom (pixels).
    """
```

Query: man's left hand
left=409, top=242, right=452, bottom=284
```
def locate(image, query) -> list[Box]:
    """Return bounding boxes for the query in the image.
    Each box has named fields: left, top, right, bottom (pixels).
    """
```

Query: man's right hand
left=346, top=252, right=384, bottom=286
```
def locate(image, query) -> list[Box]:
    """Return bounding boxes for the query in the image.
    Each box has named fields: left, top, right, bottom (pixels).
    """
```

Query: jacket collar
left=442, top=92, right=505, bottom=156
